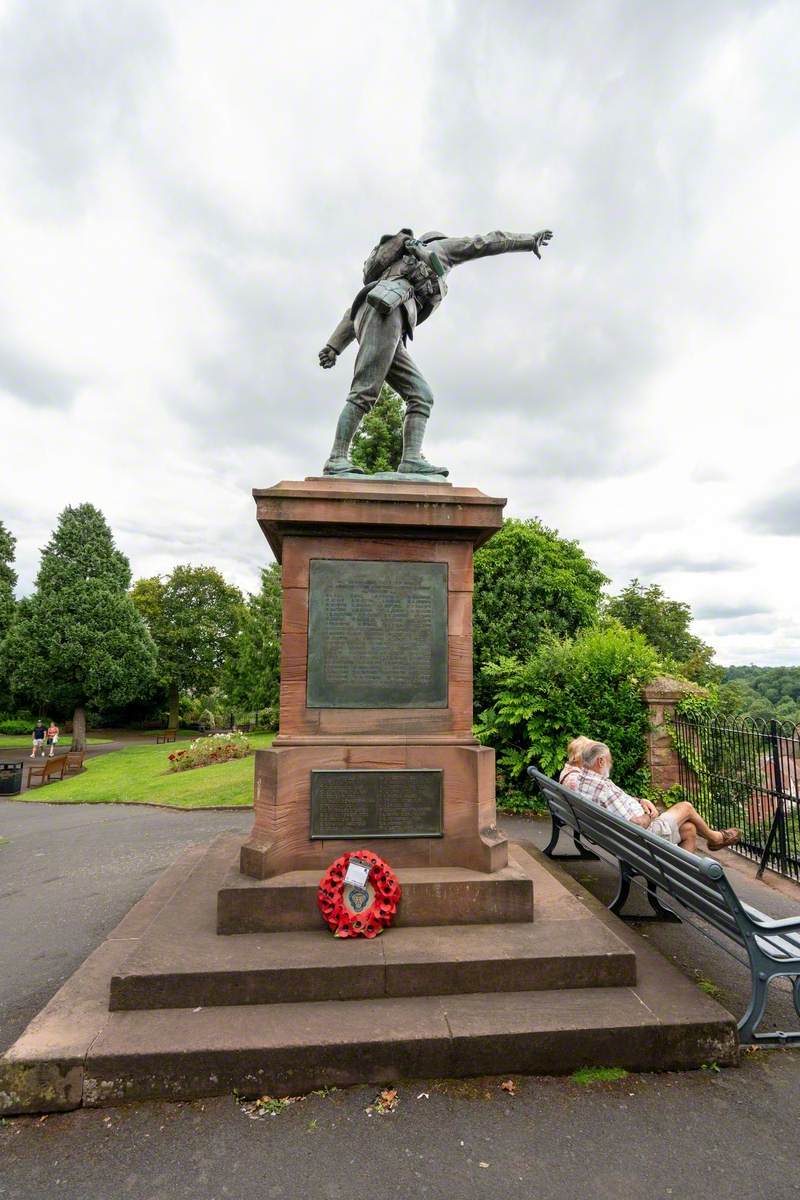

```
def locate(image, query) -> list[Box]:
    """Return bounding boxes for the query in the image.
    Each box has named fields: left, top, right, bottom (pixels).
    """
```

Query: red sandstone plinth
left=240, top=478, right=507, bottom=879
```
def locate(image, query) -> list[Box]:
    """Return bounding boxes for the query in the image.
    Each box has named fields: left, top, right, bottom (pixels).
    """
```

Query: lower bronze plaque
left=310, top=769, right=443, bottom=839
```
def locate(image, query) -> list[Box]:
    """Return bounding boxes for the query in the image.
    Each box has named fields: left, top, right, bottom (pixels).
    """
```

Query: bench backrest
left=528, top=767, right=747, bottom=944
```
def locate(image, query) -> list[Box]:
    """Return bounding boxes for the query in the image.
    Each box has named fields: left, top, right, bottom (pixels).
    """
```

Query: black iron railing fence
left=673, top=713, right=800, bottom=882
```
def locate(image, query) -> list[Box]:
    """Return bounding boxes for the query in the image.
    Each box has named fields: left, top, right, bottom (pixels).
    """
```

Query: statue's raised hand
left=318, top=345, right=338, bottom=369
left=531, top=230, right=553, bottom=259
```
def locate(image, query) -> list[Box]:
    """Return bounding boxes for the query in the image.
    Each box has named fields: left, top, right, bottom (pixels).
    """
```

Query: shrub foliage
left=475, top=623, right=660, bottom=808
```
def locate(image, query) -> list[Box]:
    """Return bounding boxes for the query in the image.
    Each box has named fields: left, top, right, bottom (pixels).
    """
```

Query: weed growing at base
left=571, top=1066, right=629, bottom=1086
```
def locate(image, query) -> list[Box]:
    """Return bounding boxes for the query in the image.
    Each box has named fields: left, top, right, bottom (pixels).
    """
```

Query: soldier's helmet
left=419, top=231, right=447, bottom=243
left=363, top=229, right=414, bottom=284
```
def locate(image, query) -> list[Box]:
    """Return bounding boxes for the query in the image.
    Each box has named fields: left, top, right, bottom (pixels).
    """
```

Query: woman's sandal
left=706, top=828, right=740, bottom=850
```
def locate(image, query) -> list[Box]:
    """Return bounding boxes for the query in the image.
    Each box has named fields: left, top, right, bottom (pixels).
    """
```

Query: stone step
left=109, top=920, right=636, bottom=1011
left=83, top=983, right=737, bottom=1107
left=217, top=860, right=534, bottom=933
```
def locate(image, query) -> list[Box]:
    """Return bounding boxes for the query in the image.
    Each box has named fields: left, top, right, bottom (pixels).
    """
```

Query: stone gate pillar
left=642, top=676, right=704, bottom=792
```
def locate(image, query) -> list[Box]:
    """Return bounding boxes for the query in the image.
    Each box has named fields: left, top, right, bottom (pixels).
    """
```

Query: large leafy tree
left=223, top=563, right=282, bottom=720
left=2, top=504, right=157, bottom=748
left=131, top=565, right=243, bottom=729
left=605, top=578, right=718, bottom=683
left=351, top=384, right=403, bottom=473
left=473, top=518, right=607, bottom=711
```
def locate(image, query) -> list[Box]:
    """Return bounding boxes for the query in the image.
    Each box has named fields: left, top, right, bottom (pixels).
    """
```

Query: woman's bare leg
left=666, top=801, right=734, bottom=847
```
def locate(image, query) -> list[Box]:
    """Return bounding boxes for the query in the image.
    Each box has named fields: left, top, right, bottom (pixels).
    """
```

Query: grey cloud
left=744, top=488, right=800, bottom=537
left=630, top=555, right=749, bottom=575
left=695, top=602, right=773, bottom=620
left=0, top=1, right=169, bottom=204
left=0, top=340, right=79, bottom=409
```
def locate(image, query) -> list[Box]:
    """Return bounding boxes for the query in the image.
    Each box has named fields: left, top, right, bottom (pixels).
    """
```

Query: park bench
left=27, top=756, right=67, bottom=787
left=156, top=731, right=177, bottom=744
left=528, top=765, right=800, bottom=1045
left=63, top=751, right=85, bottom=774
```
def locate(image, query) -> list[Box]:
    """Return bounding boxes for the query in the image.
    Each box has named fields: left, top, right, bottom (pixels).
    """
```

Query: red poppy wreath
left=317, top=850, right=401, bottom=938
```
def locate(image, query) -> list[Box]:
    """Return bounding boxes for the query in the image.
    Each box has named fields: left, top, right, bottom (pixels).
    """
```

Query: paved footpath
left=2, top=801, right=800, bottom=1200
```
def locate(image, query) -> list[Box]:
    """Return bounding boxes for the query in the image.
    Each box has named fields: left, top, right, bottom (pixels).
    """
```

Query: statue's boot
left=322, top=401, right=366, bottom=475
left=397, top=412, right=449, bottom=477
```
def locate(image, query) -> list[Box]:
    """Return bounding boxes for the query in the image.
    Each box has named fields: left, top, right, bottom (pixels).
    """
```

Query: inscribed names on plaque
left=310, top=769, right=443, bottom=839
left=307, top=559, right=448, bottom=708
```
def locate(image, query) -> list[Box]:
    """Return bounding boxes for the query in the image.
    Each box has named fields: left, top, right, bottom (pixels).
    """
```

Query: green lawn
left=0, top=734, right=113, bottom=750
left=21, top=733, right=275, bottom=809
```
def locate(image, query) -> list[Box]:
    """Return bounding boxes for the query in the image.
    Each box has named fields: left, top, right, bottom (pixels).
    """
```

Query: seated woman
left=559, top=736, right=593, bottom=791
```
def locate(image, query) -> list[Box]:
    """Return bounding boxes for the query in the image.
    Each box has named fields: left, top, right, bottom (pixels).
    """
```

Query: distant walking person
left=46, top=721, right=60, bottom=758
left=31, top=720, right=46, bottom=758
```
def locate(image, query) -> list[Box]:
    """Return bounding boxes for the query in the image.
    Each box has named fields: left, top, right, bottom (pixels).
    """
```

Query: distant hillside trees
left=721, top=665, right=800, bottom=726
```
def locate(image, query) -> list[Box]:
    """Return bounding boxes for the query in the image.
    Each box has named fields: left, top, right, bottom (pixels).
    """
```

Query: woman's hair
left=566, top=735, right=593, bottom=765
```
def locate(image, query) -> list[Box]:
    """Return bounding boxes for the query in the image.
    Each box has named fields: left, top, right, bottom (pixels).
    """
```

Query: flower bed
left=169, top=731, right=252, bottom=772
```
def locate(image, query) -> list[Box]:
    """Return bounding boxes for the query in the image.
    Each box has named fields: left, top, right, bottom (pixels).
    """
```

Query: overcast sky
left=1, top=0, right=798, bottom=665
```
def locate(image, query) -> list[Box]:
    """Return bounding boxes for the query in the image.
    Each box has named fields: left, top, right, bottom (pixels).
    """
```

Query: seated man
left=572, top=741, right=739, bottom=852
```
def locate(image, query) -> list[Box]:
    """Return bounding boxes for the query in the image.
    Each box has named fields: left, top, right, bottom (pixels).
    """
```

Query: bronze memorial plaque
left=310, top=769, right=443, bottom=839
left=306, top=559, right=448, bottom=708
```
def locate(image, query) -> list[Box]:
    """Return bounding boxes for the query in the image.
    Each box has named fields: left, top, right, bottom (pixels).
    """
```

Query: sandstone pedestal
left=238, top=478, right=508, bottom=884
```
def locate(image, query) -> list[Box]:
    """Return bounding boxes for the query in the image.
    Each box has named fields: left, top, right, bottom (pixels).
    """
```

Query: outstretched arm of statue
left=432, top=230, right=553, bottom=271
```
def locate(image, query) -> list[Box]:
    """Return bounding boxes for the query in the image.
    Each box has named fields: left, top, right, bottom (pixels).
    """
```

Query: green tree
left=1, top=504, right=157, bottom=748
left=0, top=520, right=18, bottom=715
left=223, top=563, right=282, bottom=721
left=605, top=578, right=718, bottom=683
left=0, top=519, right=16, bottom=643
left=473, top=518, right=607, bottom=710
left=476, top=623, right=660, bottom=807
left=350, top=384, right=403, bottom=473
left=131, top=565, right=244, bottom=729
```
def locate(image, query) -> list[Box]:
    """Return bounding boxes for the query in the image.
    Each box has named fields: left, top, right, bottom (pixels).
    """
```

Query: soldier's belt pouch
left=366, top=277, right=413, bottom=316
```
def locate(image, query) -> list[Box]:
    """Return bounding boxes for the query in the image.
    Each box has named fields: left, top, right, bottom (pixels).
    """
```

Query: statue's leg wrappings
left=387, top=343, right=449, bottom=478
left=323, top=307, right=402, bottom=475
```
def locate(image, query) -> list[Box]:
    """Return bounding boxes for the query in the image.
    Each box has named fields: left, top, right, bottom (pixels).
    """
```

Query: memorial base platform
left=0, top=836, right=738, bottom=1115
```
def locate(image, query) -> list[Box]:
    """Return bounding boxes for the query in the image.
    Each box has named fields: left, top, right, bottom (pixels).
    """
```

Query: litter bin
left=0, top=761, right=23, bottom=795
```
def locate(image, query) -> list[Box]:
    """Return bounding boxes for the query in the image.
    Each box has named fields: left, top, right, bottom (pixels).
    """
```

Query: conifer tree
left=350, top=384, right=403, bottom=473
left=3, top=504, right=157, bottom=748
left=222, top=563, right=281, bottom=719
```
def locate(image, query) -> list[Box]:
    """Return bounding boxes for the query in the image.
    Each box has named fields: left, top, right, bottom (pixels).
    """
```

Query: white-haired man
left=572, top=741, right=739, bottom=852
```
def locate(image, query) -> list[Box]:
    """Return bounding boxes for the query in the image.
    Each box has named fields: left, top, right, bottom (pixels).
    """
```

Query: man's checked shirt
left=571, top=768, right=645, bottom=822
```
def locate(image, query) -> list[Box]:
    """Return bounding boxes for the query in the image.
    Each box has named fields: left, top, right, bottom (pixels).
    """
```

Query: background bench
left=528, top=765, right=800, bottom=1045
left=27, top=757, right=67, bottom=787
left=156, top=731, right=177, bottom=744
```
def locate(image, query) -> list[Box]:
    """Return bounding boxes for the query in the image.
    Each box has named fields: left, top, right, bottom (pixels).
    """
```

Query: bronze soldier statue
left=319, top=228, right=553, bottom=477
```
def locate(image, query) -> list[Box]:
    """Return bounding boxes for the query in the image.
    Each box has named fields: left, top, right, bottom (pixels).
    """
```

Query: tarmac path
left=2, top=800, right=800, bottom=1200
